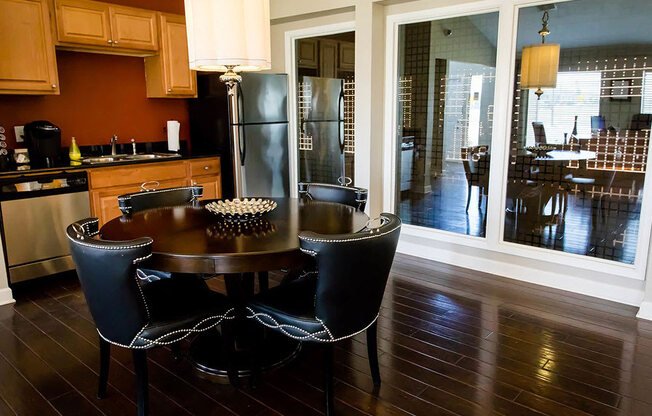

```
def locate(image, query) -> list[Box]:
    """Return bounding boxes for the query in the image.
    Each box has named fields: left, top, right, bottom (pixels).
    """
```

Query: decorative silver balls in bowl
left=205, top=198, right=277, bottom=223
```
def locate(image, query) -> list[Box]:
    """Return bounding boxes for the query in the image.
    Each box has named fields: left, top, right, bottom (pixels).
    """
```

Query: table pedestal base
left=190, top=324, right=301, bottom=384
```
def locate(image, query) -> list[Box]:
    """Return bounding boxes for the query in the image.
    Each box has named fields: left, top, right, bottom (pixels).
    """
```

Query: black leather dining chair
left=298, top=182, right=368, bottom=211
left=118, top=185, right=203, bottom=215
left=67, top=218, right=235, bottom=416
left=246, top=213, right=401, bottom=416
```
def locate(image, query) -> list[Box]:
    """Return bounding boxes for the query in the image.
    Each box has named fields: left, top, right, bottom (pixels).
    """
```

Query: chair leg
left=465, top=185, right=472, bottom=212
left=258, top=271, right=269, bottom=293
left=324, top=344, right=334, bottom=416
left=98, top=336, right=110, bottom=399
left=132, top=350, right=149, bottom=416
left=366, top=321, right=381, bottom=387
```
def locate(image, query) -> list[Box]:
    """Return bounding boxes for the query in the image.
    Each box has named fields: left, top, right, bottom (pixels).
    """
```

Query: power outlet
left=14, top=126, right=24, bottom=142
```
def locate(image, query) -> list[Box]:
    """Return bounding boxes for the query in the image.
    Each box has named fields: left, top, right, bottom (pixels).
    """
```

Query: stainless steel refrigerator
left=189, top=72, right=290, bottom=198
left=300, top=76, right=347, bottom=185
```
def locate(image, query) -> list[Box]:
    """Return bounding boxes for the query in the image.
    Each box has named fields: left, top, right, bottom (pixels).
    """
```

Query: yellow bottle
left=69, top=137, right=81, bottom=161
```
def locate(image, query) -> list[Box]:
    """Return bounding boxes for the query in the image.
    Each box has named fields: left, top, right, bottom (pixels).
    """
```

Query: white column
left=354, top=0, right=385, bottom=217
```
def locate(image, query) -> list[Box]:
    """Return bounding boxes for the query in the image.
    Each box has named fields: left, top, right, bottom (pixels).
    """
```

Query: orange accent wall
left=0, top=0, right=189, bottom=149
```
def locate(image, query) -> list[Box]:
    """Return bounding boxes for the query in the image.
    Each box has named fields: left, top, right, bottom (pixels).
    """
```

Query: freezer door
left=240, top=123, right=289, bottom=197
left=239, top=73, right=288, bottom=124
left=302, top=121, right=343, bottom=184
left=303, top=76, right=343, bottom=121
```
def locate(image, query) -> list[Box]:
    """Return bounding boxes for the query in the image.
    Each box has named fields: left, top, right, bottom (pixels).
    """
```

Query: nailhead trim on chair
left=300, top=248, right=317, bottom=256
left=299, top=224, right=400, bottom=244
left=246, top=308, right=380, bottom=343
left=66, top=234, right=153, bottom=250
left=97, top=309, right=235, bottom=349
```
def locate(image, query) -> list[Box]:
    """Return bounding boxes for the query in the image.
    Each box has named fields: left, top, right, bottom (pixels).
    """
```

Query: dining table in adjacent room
left=100, top=197, right=370, bottom=381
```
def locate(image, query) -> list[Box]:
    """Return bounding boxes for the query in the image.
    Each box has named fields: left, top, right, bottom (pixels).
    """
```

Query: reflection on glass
left=505, top=0, right=650, bottom=264
left=395, top=13, right=499, bottom=237
left=295, top=33, right=355, bottom=186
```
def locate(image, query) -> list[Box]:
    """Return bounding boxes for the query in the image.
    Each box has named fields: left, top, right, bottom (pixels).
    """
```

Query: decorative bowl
left=205, top=198, right=277, bottom=223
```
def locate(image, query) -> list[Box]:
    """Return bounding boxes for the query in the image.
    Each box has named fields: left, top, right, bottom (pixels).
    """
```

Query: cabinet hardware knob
left=51, top=84, right=57, bottom=88
left=108, top=40, right=113, bottom=43
left=114, top=41, right=119, bottom=45
left=167, top=88, right=172, bottom=92
left=204, top=166, right=209, bottom=170
left=192, top=181, right=197, bottom=185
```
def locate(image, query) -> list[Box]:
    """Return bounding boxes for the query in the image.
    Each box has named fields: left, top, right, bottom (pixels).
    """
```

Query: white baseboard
left=0, top=287, right=14, bottom=306
left=397, top=236, right=645, bottom=307
left=637, top=301, right=652, bottom=320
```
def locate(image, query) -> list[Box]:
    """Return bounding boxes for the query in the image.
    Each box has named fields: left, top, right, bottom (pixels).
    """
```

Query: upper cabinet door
left=109, top=6, right=158, bottom=51
left=297, top=39, right=318, bottom=69
left=144, top=13, right=195, bottom=98
left=161, top=13, right=194, bottom=94
left=55, top=0, right=112, bottom=47
left=339, top=41, right=355, bottom=72
left=0, top=0, right=60, bottom=94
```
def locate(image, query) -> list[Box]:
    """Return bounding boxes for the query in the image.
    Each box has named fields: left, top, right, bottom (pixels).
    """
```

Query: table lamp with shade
left=520, top=10, right=560, bottom=100
left=185, top=0, right=272, bottom=198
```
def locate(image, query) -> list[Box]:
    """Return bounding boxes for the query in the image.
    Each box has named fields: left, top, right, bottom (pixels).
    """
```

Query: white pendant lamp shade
left=184, top=0, right=271, bottom=72
left=520, top=43, right=560, bottom=90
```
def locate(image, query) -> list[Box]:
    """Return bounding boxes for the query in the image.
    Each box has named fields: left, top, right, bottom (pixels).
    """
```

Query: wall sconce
left=520, top=10, right=559, bottom=100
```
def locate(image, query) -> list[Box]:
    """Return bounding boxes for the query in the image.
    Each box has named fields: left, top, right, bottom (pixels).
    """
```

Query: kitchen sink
left=124, top=153, right=181, bottom=161
left=81, top=153, right=180, bottom=164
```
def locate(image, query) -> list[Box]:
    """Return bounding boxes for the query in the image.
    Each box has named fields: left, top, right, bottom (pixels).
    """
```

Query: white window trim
left=284, top=21, right=356, bottom=198
left=383, top=0, right=652, bottom=285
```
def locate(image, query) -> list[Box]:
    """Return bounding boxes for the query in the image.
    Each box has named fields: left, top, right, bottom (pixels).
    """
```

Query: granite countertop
left=0, top=153, right=220, bottom=178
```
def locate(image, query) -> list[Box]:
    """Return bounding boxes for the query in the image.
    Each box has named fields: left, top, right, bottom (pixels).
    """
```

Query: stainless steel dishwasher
left=0, top=171, right=90, bottom=283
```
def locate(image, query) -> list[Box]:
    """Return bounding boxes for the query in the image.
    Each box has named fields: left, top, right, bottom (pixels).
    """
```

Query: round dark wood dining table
left=100, top=197, right=370, bottom=381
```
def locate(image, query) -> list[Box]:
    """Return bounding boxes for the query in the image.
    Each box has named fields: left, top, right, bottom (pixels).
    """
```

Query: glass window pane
left=395, top=12, right=500, bottom=237
left=505, top=0, right=650, bottom=264
left=294, top=33, right=355, bottom=186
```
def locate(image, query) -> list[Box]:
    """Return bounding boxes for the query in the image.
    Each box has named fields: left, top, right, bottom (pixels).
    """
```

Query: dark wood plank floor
left=2, top=253, right=652, bottom=415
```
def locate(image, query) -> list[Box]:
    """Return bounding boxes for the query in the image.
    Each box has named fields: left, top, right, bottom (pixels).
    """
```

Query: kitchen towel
left=167, top=120, right=181, bottom=152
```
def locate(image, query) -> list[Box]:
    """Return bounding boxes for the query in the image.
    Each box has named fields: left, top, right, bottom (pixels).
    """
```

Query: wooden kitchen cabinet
left=54, top=0, right=158, bottom=54
left=145, top=13, right=196, bottom=98
left=109, top=5, right=157, bottom=51
left=319, top=39, right=338, bottom=78
left=88, top=157, right=221, bottom=226
left=54, top=0, right=111, bottom=47
left=297, top=38, right=318, bottom=69
left=188, top=158, right=222, bottom=200
left=339, top=41, right=355, bottom=72
left=0, top=0, right=60, bottom=94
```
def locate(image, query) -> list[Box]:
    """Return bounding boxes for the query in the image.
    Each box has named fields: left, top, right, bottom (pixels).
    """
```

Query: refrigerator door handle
left=237, top=83, right=247, bottom=165
left=337, top=82, right=345, bottom=154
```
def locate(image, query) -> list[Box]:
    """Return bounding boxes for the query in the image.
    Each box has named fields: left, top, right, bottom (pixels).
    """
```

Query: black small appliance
left=23, top=120, right=61, bottom=168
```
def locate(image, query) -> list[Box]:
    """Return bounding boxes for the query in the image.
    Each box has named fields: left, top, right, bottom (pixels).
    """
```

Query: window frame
left=383, top=0, right=652, bottom=282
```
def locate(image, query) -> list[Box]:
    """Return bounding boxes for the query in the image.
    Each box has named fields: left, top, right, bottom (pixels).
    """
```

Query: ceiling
left=467, top=0, right=652, bottom=51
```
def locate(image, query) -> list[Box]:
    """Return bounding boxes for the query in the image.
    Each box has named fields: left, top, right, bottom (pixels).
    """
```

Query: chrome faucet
left=110, top=135, right=118, bottom=156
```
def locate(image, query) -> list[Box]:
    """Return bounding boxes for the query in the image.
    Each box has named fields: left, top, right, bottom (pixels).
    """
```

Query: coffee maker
left=23, top=120, right=61, bottom=168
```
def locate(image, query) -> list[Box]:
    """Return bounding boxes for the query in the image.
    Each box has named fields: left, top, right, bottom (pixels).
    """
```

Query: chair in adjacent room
left=630, top=113, right=652, bottom=131
left=532, top=122, right=548, bottom=145
left=461, top=146, right=490, bottom=212
left=246, top=213, right=401, bottom=416
left=298, top=182, right=368, bottom=211
left=591, top=115, right=606, bottom=132
left=67, top=218, right=235, bottom=416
